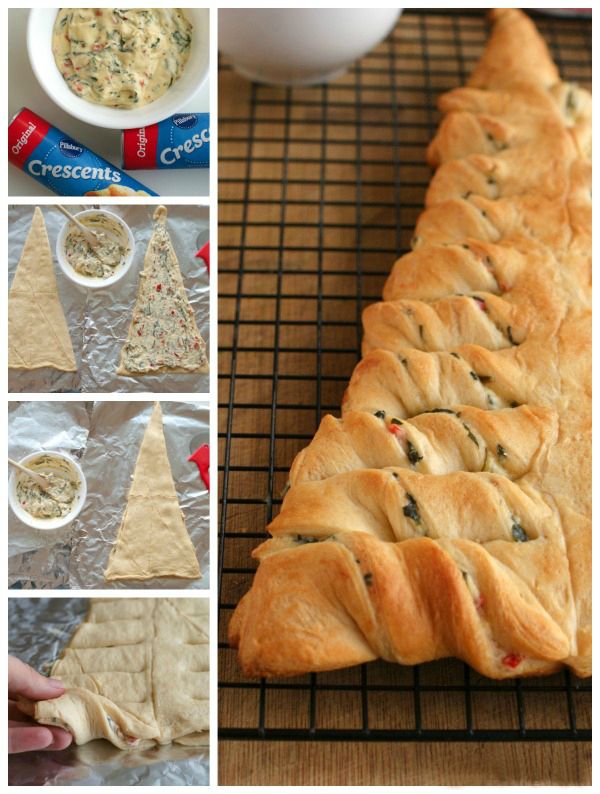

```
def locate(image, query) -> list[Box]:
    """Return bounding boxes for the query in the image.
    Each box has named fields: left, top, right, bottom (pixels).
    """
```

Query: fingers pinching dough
left=33, top=599, right=209, bottom=749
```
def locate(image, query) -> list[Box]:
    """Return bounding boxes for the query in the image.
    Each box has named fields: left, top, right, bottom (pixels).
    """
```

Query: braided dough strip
left=289, top=405, right=557, bottom=485
left=230, top=533, right=569, bottom=679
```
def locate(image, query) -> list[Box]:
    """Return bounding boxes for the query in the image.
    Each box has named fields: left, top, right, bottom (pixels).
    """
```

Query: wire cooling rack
left=218, top=10, right=592, bottom=742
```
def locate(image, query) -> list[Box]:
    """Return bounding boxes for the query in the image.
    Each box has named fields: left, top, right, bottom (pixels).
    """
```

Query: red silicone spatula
left=189, top=443, right=210, bottom=491
left=196, top=241, right=210, bottom=275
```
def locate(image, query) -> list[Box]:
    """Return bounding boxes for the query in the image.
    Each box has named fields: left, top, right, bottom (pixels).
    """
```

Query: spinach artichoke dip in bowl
left=56, top=209, right=135, bottom=289
left=8, top=452, right=87, bottom=531
left=28, top=8, right=210, bottom=129
left=52, top=8, right=192, bottom=109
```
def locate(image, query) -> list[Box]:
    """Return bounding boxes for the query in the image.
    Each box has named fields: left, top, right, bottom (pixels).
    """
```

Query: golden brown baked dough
left=229, top=9, right=591, bottom=679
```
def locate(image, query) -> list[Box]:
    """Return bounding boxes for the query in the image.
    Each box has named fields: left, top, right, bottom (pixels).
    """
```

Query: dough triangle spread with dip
left=8, top=207, right=76, bottom=371
left=31, top=598, right=209, bottom=748
left=117, top=205, right=208, bottom=375
left=104, top=402, right=201, bottom=581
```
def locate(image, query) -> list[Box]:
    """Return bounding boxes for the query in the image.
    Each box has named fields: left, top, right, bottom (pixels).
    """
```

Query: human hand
left=8, top=656, right=73, bottom=754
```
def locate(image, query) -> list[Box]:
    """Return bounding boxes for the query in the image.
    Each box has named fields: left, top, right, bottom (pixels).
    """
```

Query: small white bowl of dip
left=8, top=451, right=87, bottom=531
left=27, top=8, right=209, bottom=130
left=219, top=8, right=402, bottom=86
left=56, top=209, right=135, bottom=290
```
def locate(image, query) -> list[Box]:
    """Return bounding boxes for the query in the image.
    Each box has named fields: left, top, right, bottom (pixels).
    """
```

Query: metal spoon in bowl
left=56, top=205, right=101, bottom=249
left=8, top=458, right=51, bottom=491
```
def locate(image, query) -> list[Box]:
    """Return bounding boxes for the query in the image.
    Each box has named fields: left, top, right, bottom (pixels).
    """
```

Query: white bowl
left=27, top=8, right=209, bottom=130
left=56, top=209, right=136, bottom=290
left=8, top=451, right=87, bottom=531
left=219, top=8, right=402, bottom=86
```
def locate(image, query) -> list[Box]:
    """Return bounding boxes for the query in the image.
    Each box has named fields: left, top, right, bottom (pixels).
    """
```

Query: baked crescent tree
left=229, top=9, right=591, bottom=679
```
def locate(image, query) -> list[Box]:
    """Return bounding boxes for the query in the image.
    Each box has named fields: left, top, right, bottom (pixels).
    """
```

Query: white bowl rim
left=27, top=8, right=209, bottom=130
left=56, top=208, right=136, bottom=290
left=8, top=450, right=87, bottom=531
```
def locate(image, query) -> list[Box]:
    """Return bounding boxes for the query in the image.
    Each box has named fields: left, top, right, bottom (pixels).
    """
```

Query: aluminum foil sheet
left=8, top=401, right=210, bottom=590
left=8, top=598, right=210, bottom=786
left=8, top=204, right=210, bottom=394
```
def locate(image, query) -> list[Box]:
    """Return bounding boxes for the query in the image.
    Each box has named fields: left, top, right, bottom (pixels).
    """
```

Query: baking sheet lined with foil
left=8, top=598, right=210, bottom=787
left=7, top=204, right=210, bottom=394
left=8, top=401, right=210, bottom=590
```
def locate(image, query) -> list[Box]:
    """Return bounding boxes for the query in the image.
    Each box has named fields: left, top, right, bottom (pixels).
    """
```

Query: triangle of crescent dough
left=104, top=402, right=201, bottom=581
left=8, top=207, right=76, bottom=371
left=117, top=205, right=208, bottom=375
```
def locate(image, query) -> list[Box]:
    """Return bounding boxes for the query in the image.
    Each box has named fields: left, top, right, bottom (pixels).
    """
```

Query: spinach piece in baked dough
left=511, top=518, right=529, bottom=543
left=403, top=493, right=421, bottom=524
left=406, top=441, right=423, bottom=465
left=294, top=534, right=320, bottom=545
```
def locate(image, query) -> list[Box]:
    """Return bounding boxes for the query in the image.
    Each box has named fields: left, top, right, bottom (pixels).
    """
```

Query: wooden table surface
left=220, top=740, right=590, bottom=786
left=218, top=10, right=592, bottom=786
